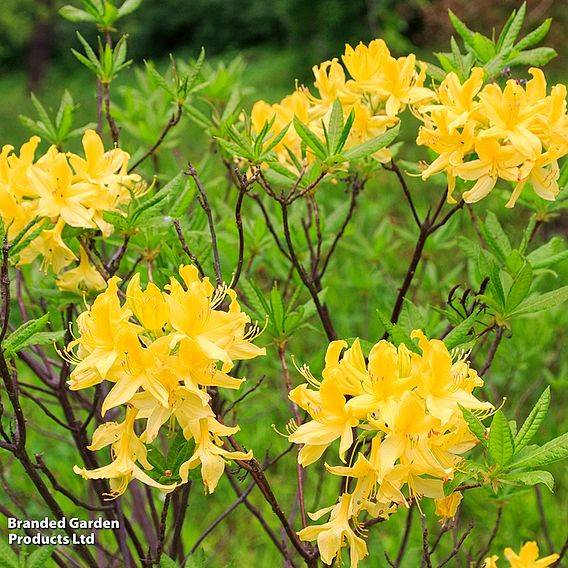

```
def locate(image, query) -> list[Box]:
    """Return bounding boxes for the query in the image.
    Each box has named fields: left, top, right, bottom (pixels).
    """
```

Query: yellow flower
left=453, top=138, right=523, bottom=204
left=126, top=272, right=169, bottom=333
left=298, top=493, right=368, bottom=568
left=28, top=151, right=97, bottom=228
left=178, top=417, right=252, bottom=493
left=411, top=329, right=493, bottom=425
left=18, top=218, right=77, bottom=274
left=478, top=69, right=548, bottom=160
left=73, top=407, right=177, bottom=499
left=434, top=491, right=463, bottom=519
left=504, top=541, right=559, bottom=568
left=67, top=276, right=140, bottom=391
left=56, top=248, right=106, bottom=293
left=484, top=556, right=500, bottom=568
left=289, top=376, right=359, bottom=466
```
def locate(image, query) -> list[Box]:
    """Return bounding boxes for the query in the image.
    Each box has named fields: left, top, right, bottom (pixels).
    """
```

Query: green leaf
left=480, top=211, right=511, bottom=264
left=239, top=279, right=270, bottom=321
left=515, top=18, right=552, bottom=51
left=472, top=33, right=495, bottom=63
left=335, top=108, right=355, bottom=154
left=75, top=32, right=100, bottom=69
left=27, top=546, right=55, bottom=568
left=460, top=406, right=488, bottom=447
left=498, top=3, right=526, bottom=51
left=527, top=237, right=568, bottom=269
left=59, top=5, right=96, bottom=22
left=293, top=117, right=327, bottom=161
left=326, top=99, right=344, bottom=154
left=184, top=548, right=206, bottom=568
left=509, top=432, right=568, bottom=469
left=270, top=285, right=284, bottom=335
left=2, top=315, right=52, bottom=357
left=508, top=286, right=568, bottom=317
left=443, top=313, right=477, bottom=351
left=499, top=470, right=554, bottom=492
left=506, top=261, right=533, bottom=313
left=506, top=47, right=557, bottom=67
left=488, top=410, right=514, bottom=466
left=342, top=123, right=400, bottom=161
left=515, top=387, right=550, bottom=452
left=376, top=308, right=419, bottom=353
left=448, top=10, right=476, bottom=51
left=117, top=0, right=143, bottom=17
left=0, top=540, right=19, bottom=568
left=158, top=553, right=178, bottom=568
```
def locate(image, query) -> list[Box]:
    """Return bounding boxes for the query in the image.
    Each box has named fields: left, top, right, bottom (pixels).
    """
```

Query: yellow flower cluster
left=484, top=541, right=559, bottom=567
left=417, top=67, right=568, bottom=207
left=288, top=330, right=493, bottom=567
left=0, top=129, right=142, bottom=292
left=251, top=39, right=433, bottom=166
left=67, top=266, right=265, bottom=498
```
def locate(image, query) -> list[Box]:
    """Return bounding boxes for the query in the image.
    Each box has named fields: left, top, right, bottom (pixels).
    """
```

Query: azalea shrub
left=1, top=2, right=568, bottom=567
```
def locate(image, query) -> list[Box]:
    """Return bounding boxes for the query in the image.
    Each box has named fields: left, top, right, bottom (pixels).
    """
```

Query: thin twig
left=384, top=160, right=421, bottom=228
left=103, top=82, right=120, bottom=145
left=173, top=219, right=205, bottom=276
left=475, top=506, right=502, bottom=566
left=421, top=515, right=433, bottom=568
left=437, top=522, right=474, bottom=568
left=479, top=327, right=504, bottom=376
left=394, top=504, right=415, bottom=567
left=129, top=103, right=183, bottom=172
left=186, top=163, right=222, bottom=286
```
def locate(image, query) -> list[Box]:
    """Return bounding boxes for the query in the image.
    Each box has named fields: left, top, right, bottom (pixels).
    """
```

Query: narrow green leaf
left=448, top=10, right=476, bottom=51
left=376, top=309, right=419, bottom=353
left=0, top=540, right=19, bottom=568
left=450, top=37, right=465, bottom=77
left=515, top=387, right=550, bottom=452
left=515, top=18, right=552, bottom=51
left=460, top=406, right=488, bottom=447
left=262, top=124, right=290, bottom=155
left=239, top=279, right=270, bottom=321
left=326, top=99, right=344, bottom=153
left=27, top=546, right=55, bottom=568
left=293, top=116, right=327, bottom=161
left=499, top=470, right=554, bottom=492
left=342, top=123, right=400, bottom=161
left=472, top=33, right=496, bottom=63
left=499, top=3, right=526, bottom=51
left=2, top=314, right=50, bottom=357
left=480, top=211, right=512, bottom=264
left=506, top=47, right=557, bottom=67
left=117, top=0, right=143, bottom=17
left=71, top=49, right=99, bottom=74
left=443, top=312, right=477, bottom=351
left=270, top=285, right=285, bottom=335
left=76, top=32, right=100, bottom=68
left=488, top=410, right=514, bottom=466
left=506, top=261, right=533, bottom=313
left=59, top=5, right=96, bottom=22
left=509, top=285, right=568, bottom=317
left=509, top=432, right=568, bottom=469
left=158, top=554, right=179, bottom=568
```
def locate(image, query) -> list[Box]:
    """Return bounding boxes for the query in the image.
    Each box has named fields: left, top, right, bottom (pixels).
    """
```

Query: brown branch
left=475, top=506, right=502, bottom=566
left=186, top=163, right=222, bottom=286
left=318, top=177, right=362, bottom=280
left=421, top=515, right=433, bottom=568
left=479, top=327, right=504, bottom=377
left=187, top=480, right=255, bottom=557
left=169, top=482, right=192, bottom=562
left=280, top=201, right=337, bottom=341
left=394, top=504, right=415, bottom=567
left=436, top=522, right=474, bottom=568
left=103, top=82, right=120, bottom=145
left=173, top=219, right=205, bottom=277
left=129, top=103, right=183, bottom=172
left=383, top=160, right=421, bottom=228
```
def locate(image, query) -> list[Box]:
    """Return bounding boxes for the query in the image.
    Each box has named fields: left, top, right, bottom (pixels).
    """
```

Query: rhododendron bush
left=1, top=1, right=567, bottom=567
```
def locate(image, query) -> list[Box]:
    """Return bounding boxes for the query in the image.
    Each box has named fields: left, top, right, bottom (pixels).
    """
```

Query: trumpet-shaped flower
left=73, top=408, right=177, bottom=499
